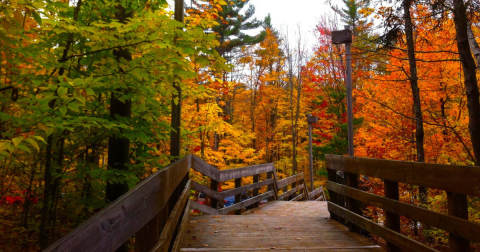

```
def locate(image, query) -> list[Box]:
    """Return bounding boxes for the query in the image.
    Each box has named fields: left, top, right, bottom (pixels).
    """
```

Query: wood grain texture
left=328, top=202, right=436, bottom=252
left=277, top=173, right=305, bottom=188
left=153, top=180, right=192, bottom=252
left=327, top=182, right=480, bottom=242
left=308, top=186, right=324, bottom=200
left=44, top=156, right=191, bottom=252
left=220, top=163, right=275, bottom=182
left=180, top=201, right=383, bottom=251
left=219, top=191, right=275, bottom=215
left=278, top=184, right=304, bottom=200
left=189, top=200, right=219, bottom=215
left=172, top=200, right=191, bottom=252
left=325, top=155, right=480, bottom=196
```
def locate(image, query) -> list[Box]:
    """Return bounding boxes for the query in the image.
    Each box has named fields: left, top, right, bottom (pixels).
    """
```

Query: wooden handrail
left=44, top=155, right=192, bottom=252
left=325, top=154, right=480, bottom=252
left=45, top=155, right=323, bottom=252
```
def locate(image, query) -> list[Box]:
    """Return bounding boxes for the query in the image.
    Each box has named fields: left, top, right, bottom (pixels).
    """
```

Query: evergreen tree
left=213, top=0, right=266, bottom=60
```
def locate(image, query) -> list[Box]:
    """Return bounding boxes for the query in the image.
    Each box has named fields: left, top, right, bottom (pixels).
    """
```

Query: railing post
left=327, top=168, right=338, bottom=222
left=336, top=173, right=346, bottom=225
left=252, top=174, right=260, bottom=207
left=235, top=178, right=242, bottom=215
left=447, top=192, right=470, bottom=252
left=384, top=180, right=401, bottom=252
left=210, top=178, right=218, bottom=209
left=345, top=172, right=360, bottom=233
left=267, top=172, right=274, bottom=201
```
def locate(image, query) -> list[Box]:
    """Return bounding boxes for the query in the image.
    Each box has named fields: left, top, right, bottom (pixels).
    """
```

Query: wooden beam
left=384, top=180, right=401, bottom=252
left=277, top=173, right=304, bottom=188
left=327, top=181, right=480, bottom=242
left=191, top=155, right=220, bottom=181
left=308, top=186, right=324, bottom=200
left=220, top=163, right=274, bottom=182
left=189, top=200, right=219, bottom=215
left=219, top=191, right=275, bottom=215
left=44, top=156, right=191, bottom=252
left=172, top=200, right=190, bottom=252
left=326, top=168, right=338, bottom=221
left=191, top=179, right=274, bottom=201
left=447, top=192, right=470, bottom=252
left=325, top=155, right=480, bottom=197
left=328, top=202, right=437, bottom=252
left=291, top=194, right=304, bottom=201
left=278, top=184, right=304, bottom=200
left=152, top=180, right=192, bottom=252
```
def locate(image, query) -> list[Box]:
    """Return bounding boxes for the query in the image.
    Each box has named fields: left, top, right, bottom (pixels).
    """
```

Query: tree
left=213, top=0, right=266, bottom=60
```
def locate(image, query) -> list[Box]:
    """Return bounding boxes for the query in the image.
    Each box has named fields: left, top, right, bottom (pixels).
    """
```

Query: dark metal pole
left=307, top=114, right=318, bottom=192
left=308, top=120, right=314, bottom=191
left=346, top=42, right=354, bottom=157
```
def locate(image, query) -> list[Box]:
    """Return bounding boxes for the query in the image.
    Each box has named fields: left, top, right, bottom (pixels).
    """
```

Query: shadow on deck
left=181, top=201, right=382, bottom=251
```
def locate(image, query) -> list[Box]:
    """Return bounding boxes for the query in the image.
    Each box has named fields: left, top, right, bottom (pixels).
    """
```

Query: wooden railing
left=325, top=154, right=480, bottom=252
left=44, top=155, right=324, bottom=252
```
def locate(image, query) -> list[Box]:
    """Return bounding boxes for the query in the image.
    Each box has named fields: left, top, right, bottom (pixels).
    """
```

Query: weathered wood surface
left=308, top=186, right=324, bottom=200
left=152, top=180, right=192, bottom=252
left=328, top=202, right=436, bottom=252
left=220, top=163, right=275, bottom=182
left=327, top=181, right=480, bottom=242
left=189, top=200, right=219, bottom=215
left=278, top=184, right=304, bottom=200
left=277, top=173, right=305, bottom=188
left=191, top=179, right=274, bottom=201
left=44, top=156, right=191, bottom=252
left=325, top=155, right=480, bottom=196
left=219, top=191, right=275, bottom=215
left=172, top=200, right=191, bottom=252
left=180, top=201, right=383, bottom=251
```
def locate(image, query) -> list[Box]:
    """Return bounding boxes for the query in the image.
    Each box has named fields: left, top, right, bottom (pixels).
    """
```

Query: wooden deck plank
left=180, top=201, right=383, bottom=251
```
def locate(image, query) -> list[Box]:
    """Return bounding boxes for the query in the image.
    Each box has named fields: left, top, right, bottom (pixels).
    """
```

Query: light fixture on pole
left=332, top=28, right=354, bottom=158
left=307, top=114, right=318, bottom=192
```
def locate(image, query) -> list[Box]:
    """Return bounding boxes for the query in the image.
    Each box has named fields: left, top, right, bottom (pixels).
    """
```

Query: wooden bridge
left=44, top=155, right=480, bottom=252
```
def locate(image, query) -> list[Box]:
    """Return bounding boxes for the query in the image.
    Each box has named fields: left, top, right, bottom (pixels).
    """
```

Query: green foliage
left=0, top=0, right=224, bottom=249
left=313, top=88, right=363, bottom=161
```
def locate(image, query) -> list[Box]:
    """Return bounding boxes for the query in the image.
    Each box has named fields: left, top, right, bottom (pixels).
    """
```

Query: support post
left=307, top=114, right=318, bottom=192
left=384, top=180, right=401, bottom=252
left=447, top=192, right=470, bottom=252
left=327, top=168, right=338, bottom=221
left=235, top=178, right=242, bottom=215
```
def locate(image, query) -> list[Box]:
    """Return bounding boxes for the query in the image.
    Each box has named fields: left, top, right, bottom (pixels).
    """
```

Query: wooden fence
left=325, top=154, right=480, bottom=252
left=44, top=155, right=324, bottom=252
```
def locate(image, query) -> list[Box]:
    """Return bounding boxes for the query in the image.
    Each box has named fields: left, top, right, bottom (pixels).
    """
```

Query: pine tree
left=213, top=0, right=266, bottom=60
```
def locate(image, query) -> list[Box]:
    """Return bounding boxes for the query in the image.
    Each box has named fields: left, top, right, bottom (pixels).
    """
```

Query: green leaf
left=58, top=87, right=68, bottom=96
left=32, top=10, right=42, bottom=25
left=17, top=144, right=31, bottom=153
left=12, top=137, right=24, bottom=147
left=25, top=138, right=40, bottom=151
left=59, top=105, right=68, bottom=116
left=31, top=136, right=47, bottom=144
left=0, top=141, right=12, bottom=153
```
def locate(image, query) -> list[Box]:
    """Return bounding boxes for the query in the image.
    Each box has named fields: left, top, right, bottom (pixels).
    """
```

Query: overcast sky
left=168, top=0, right=346, bottom=50
left=249, top=0, right=340, bottom=49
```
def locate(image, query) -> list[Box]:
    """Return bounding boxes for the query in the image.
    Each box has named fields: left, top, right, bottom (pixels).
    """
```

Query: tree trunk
left=170, top=0, right=184, bottom=161
left=452, top=0, right=480, bottom=165
left=467, top=24, right=480, bottom=71
left=403, top=0, right=430, bottom=240
left=106, top=4, right=133, bottom=206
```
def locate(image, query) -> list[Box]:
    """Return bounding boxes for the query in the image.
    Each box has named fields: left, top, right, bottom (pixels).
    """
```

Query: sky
left=167, top=0, right=347, bottom=50
left=249, top=0, right=341, bottom=49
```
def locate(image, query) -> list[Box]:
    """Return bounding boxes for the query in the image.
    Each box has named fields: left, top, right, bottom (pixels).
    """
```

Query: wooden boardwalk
left=180, top=201, right=383, bottom=251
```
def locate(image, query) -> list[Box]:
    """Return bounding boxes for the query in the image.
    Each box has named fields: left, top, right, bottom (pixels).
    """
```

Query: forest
left=1, top=0, right=480, bottom=250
